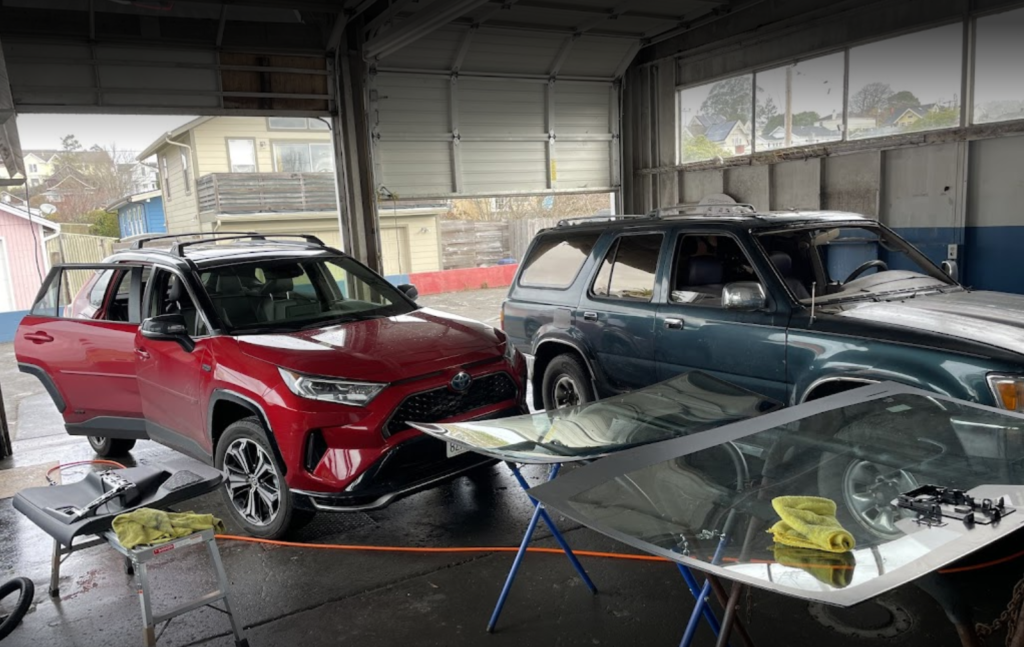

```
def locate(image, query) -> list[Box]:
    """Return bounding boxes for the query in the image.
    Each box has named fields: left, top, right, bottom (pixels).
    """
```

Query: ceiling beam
left=449, top=18, right=643, bottom=38
left=363, top=0, right=420, bottom=35
left=364, top=0, right=491, bottom=61
left=613, top=38, right=642, bottom=78
left=483, top=0, right=713, bottom=20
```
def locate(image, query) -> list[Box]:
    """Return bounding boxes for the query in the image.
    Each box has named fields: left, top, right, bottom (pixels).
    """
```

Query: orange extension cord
left=51, top=461, right=1024, bottom=576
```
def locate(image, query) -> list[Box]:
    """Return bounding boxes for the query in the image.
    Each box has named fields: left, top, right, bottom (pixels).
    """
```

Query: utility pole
left=784, top=65, right=793, bottom=147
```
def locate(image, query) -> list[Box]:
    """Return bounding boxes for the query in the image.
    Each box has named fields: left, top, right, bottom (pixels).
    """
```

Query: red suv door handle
left=134, top=347, right=151, bottom=360
left=23, top=332, right=54, bottom=344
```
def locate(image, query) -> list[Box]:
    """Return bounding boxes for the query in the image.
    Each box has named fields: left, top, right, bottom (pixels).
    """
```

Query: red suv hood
left=235, top=307, right=505, bottom=382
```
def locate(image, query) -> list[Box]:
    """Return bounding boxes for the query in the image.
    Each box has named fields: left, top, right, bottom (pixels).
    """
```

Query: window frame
left=143, top=266, right=213, bottom=338
left=271, top=140, right=334, bottom=173
left=160, top=155, right=171, bottom=200
left=30, top=263, right=149, bottom=323
left=267, top=117, right=326, bottom=131
left=665, top=230, right=772, bottom=311
left=226, top=138, right=258, bottom=173
left=180, top=148, right=192, bottom=195
left=587, top=232, right=665, bottom=304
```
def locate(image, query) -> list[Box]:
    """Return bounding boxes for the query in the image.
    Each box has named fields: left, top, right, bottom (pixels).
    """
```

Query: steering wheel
left=843, top=259, right=889, bottom=284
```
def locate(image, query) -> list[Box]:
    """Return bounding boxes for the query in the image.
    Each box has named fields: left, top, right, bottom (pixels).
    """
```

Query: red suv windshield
left=199, top=256, right=415, bottom=332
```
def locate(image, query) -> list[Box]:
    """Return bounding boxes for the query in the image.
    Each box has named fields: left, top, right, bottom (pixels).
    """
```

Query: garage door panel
left=377, top=140, right=453, bottom=195
left=463, top=31, right=566, bottom=76
left=555, top=84, right=611, bottom=135
left=462, top=141, right=547, bottom=193
left=559, top=38, right=634, bottom=79
left=376, top=26, right=465, bottom=72
left=375, top=75, right=450, bottom=135
left=458, top=81, right=545, bottom=136
left=556, top=141, right=612, bottom=188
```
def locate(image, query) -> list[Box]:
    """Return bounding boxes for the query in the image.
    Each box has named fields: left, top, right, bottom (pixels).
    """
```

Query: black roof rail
left=129, top=231, right=263, bottom=250
left=555, top=214, right=656, bottom=228
left=170, top=233, right=326, bottom=257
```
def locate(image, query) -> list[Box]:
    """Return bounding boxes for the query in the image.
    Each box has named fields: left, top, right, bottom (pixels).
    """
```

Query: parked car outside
left=16, top=233, right=527, bottom=538
left=502, top=203, right=1024, bottom=540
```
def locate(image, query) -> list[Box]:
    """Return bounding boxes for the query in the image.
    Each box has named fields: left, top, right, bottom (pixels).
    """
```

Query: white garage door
left=368, top=23, right=621, bottom=200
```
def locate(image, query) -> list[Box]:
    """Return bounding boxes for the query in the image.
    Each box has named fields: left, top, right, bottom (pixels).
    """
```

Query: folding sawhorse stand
left=49, top=528, right=249, bottom=647
left=487, top=462, right=598, bottom=632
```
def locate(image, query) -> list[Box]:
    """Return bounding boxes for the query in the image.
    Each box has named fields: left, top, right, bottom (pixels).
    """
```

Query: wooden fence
left=45, top=233, right=117, bottom=298
left=198, top=173, right=337, bottom=215
left=440, top=218, right=561, bottom=269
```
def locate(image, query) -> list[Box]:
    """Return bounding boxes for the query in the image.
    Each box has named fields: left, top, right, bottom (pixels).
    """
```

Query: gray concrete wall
left=823, top=152, right=881, bottom=218
left=881, top=143, right=961, bottom=229
left=770, top=160, right=821, bottom=211
left=724, top=166, right=770, bottom=212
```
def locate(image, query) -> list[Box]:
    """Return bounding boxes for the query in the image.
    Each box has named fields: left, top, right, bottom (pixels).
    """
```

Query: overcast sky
left=16, top=114, right=196, bottom=154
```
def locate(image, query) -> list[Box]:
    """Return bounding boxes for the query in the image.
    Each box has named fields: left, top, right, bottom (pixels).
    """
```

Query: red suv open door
left=15, top=263, right=151, bottom=440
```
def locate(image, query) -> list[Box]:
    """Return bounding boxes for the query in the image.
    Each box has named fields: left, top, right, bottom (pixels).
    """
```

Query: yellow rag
left=772, top=544, right=857, bottom=589
left=767, top=496, right=855, bottom=553
left=112, top=508, right=225, bottom=549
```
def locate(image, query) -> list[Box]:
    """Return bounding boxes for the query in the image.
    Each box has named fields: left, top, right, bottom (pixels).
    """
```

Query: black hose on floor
left=0, top=577, right=34, bottom=641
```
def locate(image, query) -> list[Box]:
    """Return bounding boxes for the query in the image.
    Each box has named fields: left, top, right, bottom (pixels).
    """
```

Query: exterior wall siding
left=0, top=209, right=51, bottom=311
left=191, top=117, right=332, bottom=175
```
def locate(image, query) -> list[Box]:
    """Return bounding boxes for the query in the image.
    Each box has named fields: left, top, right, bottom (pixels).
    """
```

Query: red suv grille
left=385, top=372, right=518, bottom=437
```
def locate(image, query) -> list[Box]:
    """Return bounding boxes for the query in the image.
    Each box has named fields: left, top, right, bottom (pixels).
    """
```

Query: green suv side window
left=670, top=234, right=758, bottom=306
left=591, top=234, right=663, bottom=302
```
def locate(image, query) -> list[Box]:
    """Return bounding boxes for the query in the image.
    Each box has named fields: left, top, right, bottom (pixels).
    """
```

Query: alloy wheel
left=222, top=438, right=281, bottom=527
left=552, top=375, right=582, bottom=409
left=842, top=460, right=917, bottom=538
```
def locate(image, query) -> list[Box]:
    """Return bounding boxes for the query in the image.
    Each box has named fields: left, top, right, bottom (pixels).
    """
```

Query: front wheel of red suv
left=215, top=417, right=308, bottom=539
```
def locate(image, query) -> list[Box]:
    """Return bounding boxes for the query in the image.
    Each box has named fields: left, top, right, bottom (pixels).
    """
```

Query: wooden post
left=0, top=378, right=12, bottom=458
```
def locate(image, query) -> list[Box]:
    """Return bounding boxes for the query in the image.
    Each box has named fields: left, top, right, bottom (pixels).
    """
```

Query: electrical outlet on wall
left=947, top=244, right=958, bottom=260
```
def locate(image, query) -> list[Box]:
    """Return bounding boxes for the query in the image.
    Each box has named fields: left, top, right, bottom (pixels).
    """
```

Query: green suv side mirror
left=722, top=282, right=767, bottom=311
left=141, top=313, right=195, bottom=352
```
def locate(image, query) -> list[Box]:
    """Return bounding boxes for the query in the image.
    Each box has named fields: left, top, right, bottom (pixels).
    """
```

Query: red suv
left=15, top=233, right=527, bottom=537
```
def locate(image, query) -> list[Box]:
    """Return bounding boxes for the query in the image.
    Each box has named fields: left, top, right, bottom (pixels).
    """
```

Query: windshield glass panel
left=200, top=256, right=414, bottom=332
left=532, top=386, right=1024, bottom=606
left=757, top=225, right=954, bottom=304
left=411, top=371, right=781, bottom=463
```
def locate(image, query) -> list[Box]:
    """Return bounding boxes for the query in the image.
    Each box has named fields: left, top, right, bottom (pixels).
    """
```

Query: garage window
left=973, top=7, right=1024, bottom=124
left=755, top=52, right=845, bottom=151
left=273, top=142, right=334, bottom=173
left=847, top=23, right=962, bottom=139
left=679, top=75, right=753, bottom=164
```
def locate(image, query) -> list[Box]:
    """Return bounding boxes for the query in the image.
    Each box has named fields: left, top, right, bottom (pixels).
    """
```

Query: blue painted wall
left=0, top=310, right=26, bottom=343
left=117, top=196, right=165, bottom=239
left=891, top=226, right=1021, bottom=295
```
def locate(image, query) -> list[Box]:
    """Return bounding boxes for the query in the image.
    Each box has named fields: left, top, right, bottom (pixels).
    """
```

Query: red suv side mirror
left=141, top=314, right=196, bottom=353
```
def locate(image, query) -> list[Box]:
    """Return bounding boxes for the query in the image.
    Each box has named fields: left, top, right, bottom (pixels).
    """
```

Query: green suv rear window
left=519, top=232, right=600, bottom=289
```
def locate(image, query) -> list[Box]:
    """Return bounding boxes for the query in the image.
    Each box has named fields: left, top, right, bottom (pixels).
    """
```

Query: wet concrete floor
left=1, top=288, right=1022, bottom=646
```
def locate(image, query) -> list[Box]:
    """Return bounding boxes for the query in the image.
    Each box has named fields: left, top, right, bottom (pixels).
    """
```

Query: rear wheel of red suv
left=216, top=417, right=308, bottom=539
left=88, top=436, right=137, bottom=457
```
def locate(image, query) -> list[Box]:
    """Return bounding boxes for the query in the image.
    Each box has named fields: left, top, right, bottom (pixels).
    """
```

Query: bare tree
left=850, top=82, right=894, bottom=122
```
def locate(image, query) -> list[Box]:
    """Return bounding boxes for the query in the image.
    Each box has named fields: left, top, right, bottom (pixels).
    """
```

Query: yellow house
left=137, top=116, right=442, bottom=276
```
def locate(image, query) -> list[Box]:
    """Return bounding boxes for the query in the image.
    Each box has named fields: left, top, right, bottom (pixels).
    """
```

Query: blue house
left=106, top=190, right=165, bottom=239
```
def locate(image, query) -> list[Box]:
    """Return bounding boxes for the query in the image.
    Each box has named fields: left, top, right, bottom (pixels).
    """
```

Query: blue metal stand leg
left=509, top=464, right=597, bottom=594
left=487, top=463, right=599, bottom=633
left=678, top=564, right=721, bottom=638
left=678, top=513, right=737, bottom=647
left=487, top=496, right=544, bottom=633
left=680, top=580, right=714, bottom=647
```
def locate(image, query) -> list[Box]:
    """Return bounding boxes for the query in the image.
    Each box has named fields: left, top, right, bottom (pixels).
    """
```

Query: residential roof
left=0, top=200, right=60, bottom=233
left=691, top=114, right=726, bottom=129
left=765, top=125, right=838, bottom=140
left=882, top=104, right=938, bottom=127
left=136, top=117, right=212, bottom=161
left=704, top=120, right=741, bottom=143
left=24, top=149, right=112, bottom=165
left=105, top=189, right=163, bottom=212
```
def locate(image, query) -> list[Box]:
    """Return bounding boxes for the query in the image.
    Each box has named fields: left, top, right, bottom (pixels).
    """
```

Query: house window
left=160, top=155, right=171, bottom=200
left=228, top=139, right=257, bottom=173
left=273, top=142, right=334, bottom=173
left=29, top=163, right=38, bottom=173
left=180, top=149, right=192, bottom=195
left=267, top=117, right=330, bottom=130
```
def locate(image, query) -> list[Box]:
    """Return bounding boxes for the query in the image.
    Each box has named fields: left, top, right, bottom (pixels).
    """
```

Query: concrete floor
left=1, top=288, right=1023, bottom=647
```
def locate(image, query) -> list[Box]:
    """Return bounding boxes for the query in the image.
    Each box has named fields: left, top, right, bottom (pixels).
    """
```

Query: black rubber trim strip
left=17, top=363, right=66, bottom=413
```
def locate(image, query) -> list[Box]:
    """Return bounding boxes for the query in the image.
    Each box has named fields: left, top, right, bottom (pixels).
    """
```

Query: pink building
left=0, top=201, right=59, bottom=313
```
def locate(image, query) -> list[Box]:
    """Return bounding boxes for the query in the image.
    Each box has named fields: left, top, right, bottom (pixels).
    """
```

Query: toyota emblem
left=449, top=371, right=472, bottom=393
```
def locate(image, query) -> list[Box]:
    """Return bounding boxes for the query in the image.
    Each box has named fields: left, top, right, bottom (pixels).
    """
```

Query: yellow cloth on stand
left=112, top=508, right=225, bottom=549
left=772, top=544, right=857, bottom=589
left=767, top=496, right=855, bottom=553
